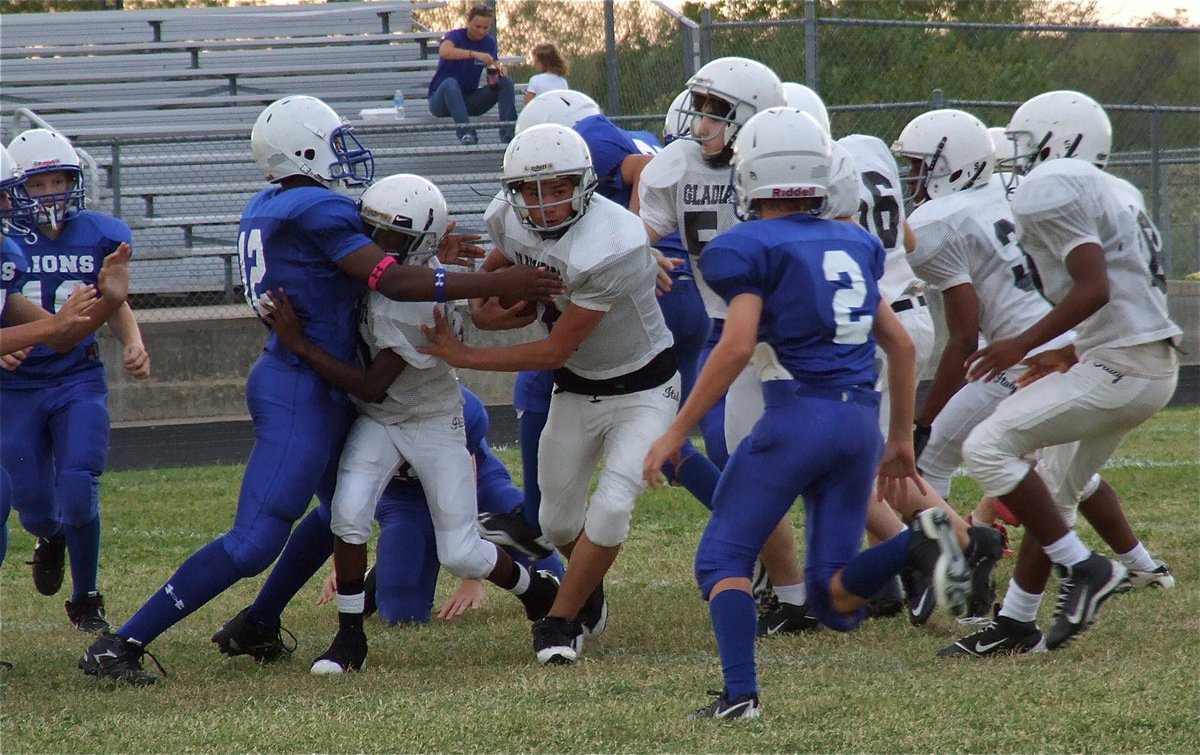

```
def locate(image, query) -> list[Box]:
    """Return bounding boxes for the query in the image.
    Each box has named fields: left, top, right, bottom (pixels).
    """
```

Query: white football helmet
left=0, top=145, right=37, bottom=240
left=515, top=89, right=603, bottom=135
left=822, top=142, right=859, bottom=220
left=783, top=82, right=831, bottom=135
left=892, top=109, right=994, bottom=203
left=7, top=128, right=86, bottom=230
left=358, top=174, right=449, bottom=266
left=732, top=107, right=831, bottom=220
left=250, top=95, right=374, bottom=191
left=1006, top=90, right=1111, bottom=173
left=682, top=57, right=786, bottom=152
left=663, top=88, right=691, bottom=144
left=502, top=124, right=597, bottom=236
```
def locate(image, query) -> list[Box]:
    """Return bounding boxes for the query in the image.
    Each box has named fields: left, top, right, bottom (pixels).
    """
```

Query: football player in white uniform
left=256, top=175, right=562, bottom=674
left=898, top=109, right=1174, bottom=658
left=823, top=133, right=1004, bottom=626
left=950, top=91, right=1181, bottom=654
left=420, top=125, right=679, bottom=665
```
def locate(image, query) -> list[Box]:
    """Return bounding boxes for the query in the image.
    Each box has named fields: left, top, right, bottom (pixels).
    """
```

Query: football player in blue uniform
left=476, top=91, right=716, bottom=560
left=79, top=96, right=562, bottom=685
left=643, top=108, right=970, bottom=719
left=2, top=129, right=150, bottom=638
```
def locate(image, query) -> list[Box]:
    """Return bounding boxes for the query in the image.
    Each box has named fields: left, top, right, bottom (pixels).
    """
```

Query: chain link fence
left=37, top=0, right=1197, bottom=318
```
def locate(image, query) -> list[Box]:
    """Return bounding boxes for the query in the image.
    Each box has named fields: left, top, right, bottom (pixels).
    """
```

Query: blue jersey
left=384, top=386, right=490, bottom=501
left=427, top=27, right=496, bottom=97
left=2, top=210, right=129, bottom=386
left=238, top=186, right=370, bottom=366
left=1, top=237, right=27, bottom=317
left=573, top=115, right=660, bottom=209
left=701, top=213, right=884, bottom=389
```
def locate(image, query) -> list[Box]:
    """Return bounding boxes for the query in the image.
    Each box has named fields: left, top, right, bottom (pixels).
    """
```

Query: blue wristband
left=434, top=267, right=447, bottom=303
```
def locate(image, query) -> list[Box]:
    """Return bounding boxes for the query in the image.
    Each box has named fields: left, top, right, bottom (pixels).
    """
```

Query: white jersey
left=1011, top=160, right=1181, bottom=354
left=839, top=134, right=920, bottom=303
left=908, top=178, right=1070, bottom=353
left=638, top=138, right=739, bottom=319
left=487, top=193, right=672, bottom=380
left=354, top=281, right=463, bottom=425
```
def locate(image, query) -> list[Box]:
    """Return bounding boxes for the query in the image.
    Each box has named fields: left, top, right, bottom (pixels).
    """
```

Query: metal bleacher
left=1, top=1, right=519, bottom=304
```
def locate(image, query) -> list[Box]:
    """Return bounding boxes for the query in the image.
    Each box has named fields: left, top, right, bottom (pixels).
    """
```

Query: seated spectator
left=427, top=3, right=517, bottom=146
left=524, top=42, right=569, bottom=105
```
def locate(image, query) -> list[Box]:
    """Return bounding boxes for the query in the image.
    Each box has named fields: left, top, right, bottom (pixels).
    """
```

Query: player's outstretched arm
left=0, top=286, right=98, bottom=357
left=260, top=288, right=406, bottom=402
left=643, top=292, right=759, bottom=488
left=337, top=243, right=562, bottom=305
left=419, top=301, right=603, bottom=372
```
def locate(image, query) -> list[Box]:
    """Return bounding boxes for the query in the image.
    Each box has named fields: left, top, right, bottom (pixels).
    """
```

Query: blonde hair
left=530, top=42, right=568, bottom=77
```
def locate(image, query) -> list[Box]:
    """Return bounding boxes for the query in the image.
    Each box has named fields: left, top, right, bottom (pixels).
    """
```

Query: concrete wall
left=101, top=281, right=1200, bottom=426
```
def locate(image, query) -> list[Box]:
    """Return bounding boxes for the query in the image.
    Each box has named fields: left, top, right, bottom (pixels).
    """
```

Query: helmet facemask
left=0, top=175, right=38, bottom=242
left=504, top=170, right=597, bottom=238
left=24, top=167, right=85, bottom=232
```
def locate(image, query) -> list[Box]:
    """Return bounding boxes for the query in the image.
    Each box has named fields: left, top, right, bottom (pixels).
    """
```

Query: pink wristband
left=367, top=255, right=396, bottom=291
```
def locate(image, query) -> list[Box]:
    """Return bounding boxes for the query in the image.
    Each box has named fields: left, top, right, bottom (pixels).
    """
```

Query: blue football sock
left=519, top=410, right=548, bottom=529
left=709, top=588, right=758, bottom=700
left=840, top=529, right=912, bottom=600
left=670, top=441, right=719, bottom=510
left=250, top=507, right=334, bottom=627
left=119, top=537, right=240, bottom=645
left=65, top=517, right=101, bottom=600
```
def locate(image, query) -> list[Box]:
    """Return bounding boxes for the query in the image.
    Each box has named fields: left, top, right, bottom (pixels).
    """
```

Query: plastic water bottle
left=393, top=89, right=406, bottom=120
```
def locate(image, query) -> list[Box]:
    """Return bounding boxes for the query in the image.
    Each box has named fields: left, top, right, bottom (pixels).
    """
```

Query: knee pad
left=56, top=469, right=101, bottom=527
left=17, top=509, right=60, bottom=540
left=693, top=532, right=756, bottom=600
left=582, top=488, right=635, bottom=549
left=224, top=515, right=293, bottom=578
left=962, top=421, right=1031, bottom=499
left=437, top=537, right=497, bottom=581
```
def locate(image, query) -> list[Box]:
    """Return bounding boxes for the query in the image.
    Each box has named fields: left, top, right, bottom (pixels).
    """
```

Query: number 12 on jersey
left=238, top=228, right=267, bottom=314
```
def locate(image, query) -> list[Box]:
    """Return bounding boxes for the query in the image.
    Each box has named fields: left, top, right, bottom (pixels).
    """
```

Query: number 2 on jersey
left=823, top=249, right=873, bottom=344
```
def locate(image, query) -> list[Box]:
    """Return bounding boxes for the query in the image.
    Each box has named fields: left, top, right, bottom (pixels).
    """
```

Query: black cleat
left=867, top=575, right=905, bottom=619
left=691, top=689, right=762, bottom=720
left=1046, top=552, right=1128, bottom=650
left=964, top=525, right=1005, bottom=620
left=518, top=569, right=560, bottom=622
left=578, top=580, right=608, bottom=638
left=938, top=609, right=1047, bottom=657
left=310, top=626, right=368, bottom=674
left=756, top=597, right=820, bottom=637
left=211, top=606, right=295, bottom=663
left=29, top=533, right=67, bottom=596
left=532, top=615, right=582, bottom=665
left=476, top=507, right=554, bottom=560
left=900, top=517, right=939, bottom=626
left=912, top=508, right=971, bottom=620
left=66, top=591, right=111, bottom=633
left=80, top=631, right=162, bottom=686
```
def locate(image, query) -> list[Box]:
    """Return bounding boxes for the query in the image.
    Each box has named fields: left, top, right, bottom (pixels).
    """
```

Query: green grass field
left=2, top=407, right=1197, bottom=753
